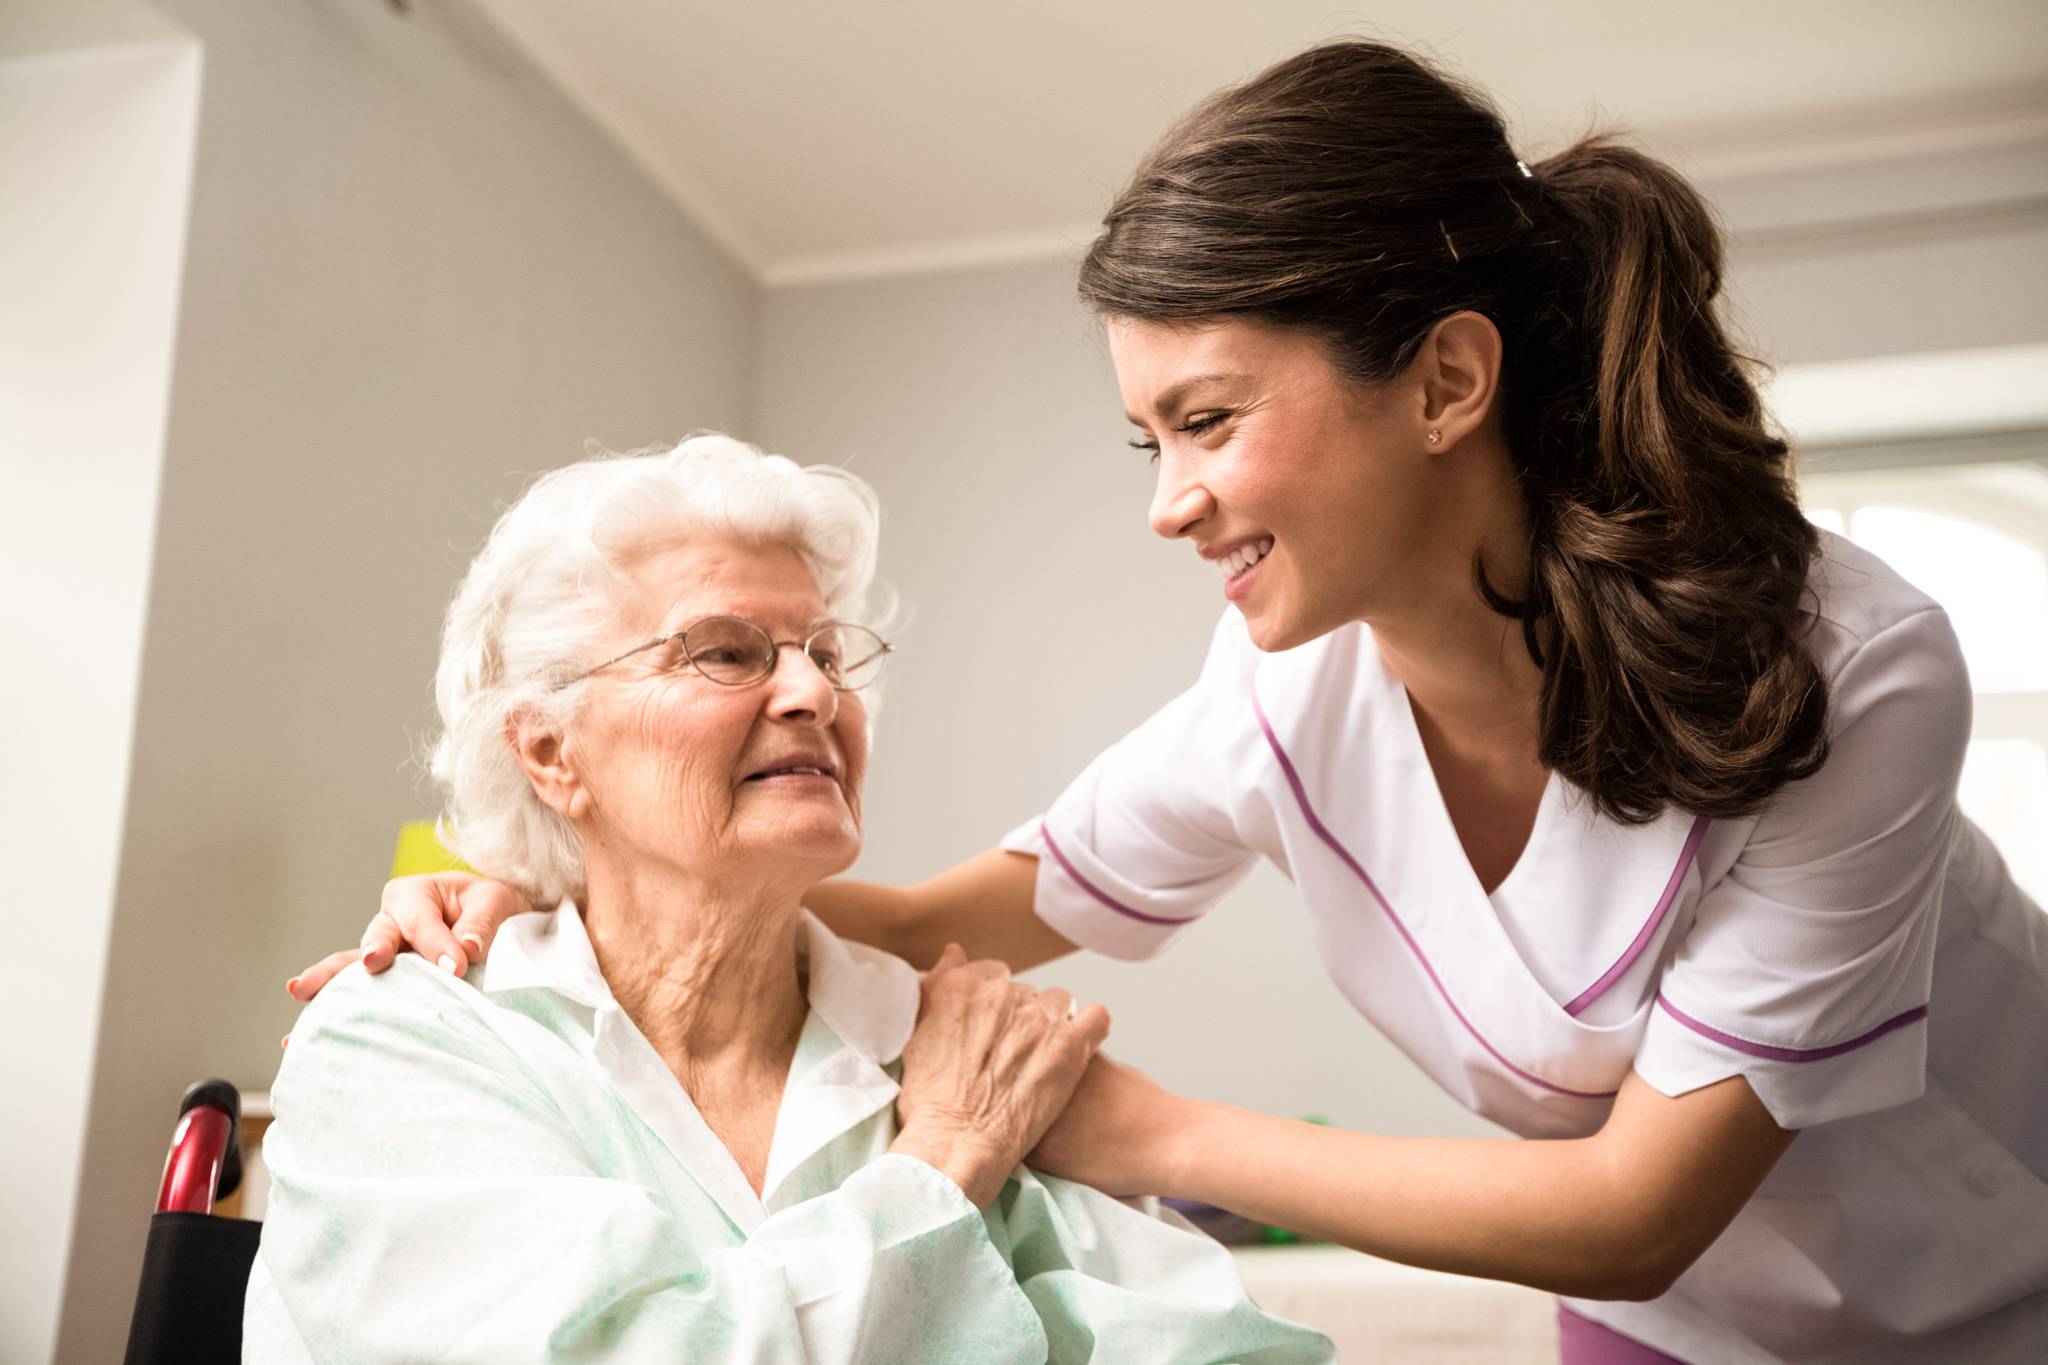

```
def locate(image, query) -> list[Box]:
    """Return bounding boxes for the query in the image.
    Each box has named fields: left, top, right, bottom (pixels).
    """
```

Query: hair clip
left=1516, top=159, right=1533, bottom=179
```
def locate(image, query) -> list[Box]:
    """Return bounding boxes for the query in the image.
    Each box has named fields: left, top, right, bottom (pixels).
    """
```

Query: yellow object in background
left=389, top=821, right=474, bottom=878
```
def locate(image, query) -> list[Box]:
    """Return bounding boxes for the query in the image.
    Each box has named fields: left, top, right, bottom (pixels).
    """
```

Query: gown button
left=1964, top=1166, right=2001, bottom=1198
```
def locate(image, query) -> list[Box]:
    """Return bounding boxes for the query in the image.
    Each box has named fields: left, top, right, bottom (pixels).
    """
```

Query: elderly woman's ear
left=505, top=710, right=589, bottom=820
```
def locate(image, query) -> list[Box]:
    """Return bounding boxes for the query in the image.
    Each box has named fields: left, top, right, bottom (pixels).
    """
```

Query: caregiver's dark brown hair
left=1079, top=39, right=1827, bottom=823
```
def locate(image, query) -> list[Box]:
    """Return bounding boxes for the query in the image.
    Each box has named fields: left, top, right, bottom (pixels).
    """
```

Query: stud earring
left=1426, top=429, right=1443, bottom=446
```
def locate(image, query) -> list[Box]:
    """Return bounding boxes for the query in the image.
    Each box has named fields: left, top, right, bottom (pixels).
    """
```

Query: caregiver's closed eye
left=1127, top=411, right=1231, bottom=457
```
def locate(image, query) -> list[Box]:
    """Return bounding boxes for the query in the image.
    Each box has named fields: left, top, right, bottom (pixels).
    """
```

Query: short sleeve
left=1634, top=608, right=1972, bottom=1130
left=1001, top=611, right=1263, bottom=960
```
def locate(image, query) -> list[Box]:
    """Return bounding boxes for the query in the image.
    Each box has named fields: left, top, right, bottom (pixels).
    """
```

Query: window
left=1800, top=458, right=2048, bottom=901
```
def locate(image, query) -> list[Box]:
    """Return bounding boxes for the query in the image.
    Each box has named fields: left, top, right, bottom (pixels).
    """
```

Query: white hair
left=428, top=433, right=891, bottom=903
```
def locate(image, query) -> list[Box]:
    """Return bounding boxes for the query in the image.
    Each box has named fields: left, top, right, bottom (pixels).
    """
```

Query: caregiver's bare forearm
left=809, top=848, right=1076, bottom=971
left=801, top=879, right=922, bottom=958
left=1160, top=1072, right=1794, bottom=1301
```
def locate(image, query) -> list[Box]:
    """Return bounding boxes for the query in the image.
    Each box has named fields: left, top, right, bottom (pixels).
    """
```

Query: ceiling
left=467, top=0, right=2048, bottom=283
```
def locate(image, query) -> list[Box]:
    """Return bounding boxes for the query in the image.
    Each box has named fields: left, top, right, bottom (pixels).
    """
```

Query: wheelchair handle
left=155, top=1079, right=245, bottom=1214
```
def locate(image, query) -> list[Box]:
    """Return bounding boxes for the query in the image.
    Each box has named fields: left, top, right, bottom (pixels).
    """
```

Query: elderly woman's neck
left=578, top=864, right=808, bottom=1070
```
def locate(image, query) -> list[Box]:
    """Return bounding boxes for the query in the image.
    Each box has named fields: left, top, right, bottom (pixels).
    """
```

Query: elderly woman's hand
left=285, top=873, right=536, bottom=1003
left=891, top=944, right=1111, bottom=1207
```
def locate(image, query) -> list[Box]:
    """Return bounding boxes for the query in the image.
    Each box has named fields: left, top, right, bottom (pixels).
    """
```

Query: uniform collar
left=480, top=899, right=919, bottom=1067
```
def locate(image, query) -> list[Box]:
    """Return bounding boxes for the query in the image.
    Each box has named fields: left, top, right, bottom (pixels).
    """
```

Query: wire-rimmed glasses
left=568, top=615, right=892, bottom=691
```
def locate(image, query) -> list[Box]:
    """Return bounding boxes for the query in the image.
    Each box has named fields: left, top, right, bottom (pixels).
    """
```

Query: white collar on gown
left=475, top=898, right=921, bottom=1234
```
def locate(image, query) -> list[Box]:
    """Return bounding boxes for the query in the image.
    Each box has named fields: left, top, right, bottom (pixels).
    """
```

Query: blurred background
left=3, top=1, right=2044, bottom=1360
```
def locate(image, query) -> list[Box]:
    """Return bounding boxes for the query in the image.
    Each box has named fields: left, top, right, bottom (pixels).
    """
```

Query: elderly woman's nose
left=766, top=642, right=839, bottom=720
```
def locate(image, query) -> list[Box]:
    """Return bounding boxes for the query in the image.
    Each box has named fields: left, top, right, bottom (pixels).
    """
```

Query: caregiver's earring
left=1426, top=428, right=1443, bottom=446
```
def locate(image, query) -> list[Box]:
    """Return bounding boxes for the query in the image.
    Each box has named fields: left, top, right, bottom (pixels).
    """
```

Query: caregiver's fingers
left=357, top=908, right=411, bottom=975
left=286, top=948, right=364, bottom=1003
left=447, top=877, right=530, bottom=965
left=370, top=872, right=480, bottom=977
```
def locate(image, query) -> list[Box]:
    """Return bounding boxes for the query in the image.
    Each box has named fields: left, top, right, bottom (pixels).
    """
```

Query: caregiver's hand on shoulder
left=1027, top=1053, right=1193, bottom=1199
left=892, top=944, right=1111, bottom=1208
left=285, top=872, right=535, bottom=1003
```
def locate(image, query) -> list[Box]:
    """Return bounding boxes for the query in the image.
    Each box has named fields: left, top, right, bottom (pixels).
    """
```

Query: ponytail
left=1498, top=138, right=1828, bottom=820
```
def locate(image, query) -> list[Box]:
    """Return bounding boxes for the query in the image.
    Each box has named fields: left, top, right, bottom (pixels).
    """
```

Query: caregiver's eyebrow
left=1126, top=372, right=1254, bottom=426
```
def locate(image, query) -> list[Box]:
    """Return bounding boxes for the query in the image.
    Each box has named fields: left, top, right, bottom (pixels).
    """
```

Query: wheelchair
left=122, top=1078, right=261, bottom=1364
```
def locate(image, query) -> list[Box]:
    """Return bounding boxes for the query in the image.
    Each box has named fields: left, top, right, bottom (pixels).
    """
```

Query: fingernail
left=285, top=977, right=302, bottom=997
left=279, top=1034, right=291, bottom=1050
left=458, top=934, right=484, bottom=958
left=437, top=953, right=458, bottom=974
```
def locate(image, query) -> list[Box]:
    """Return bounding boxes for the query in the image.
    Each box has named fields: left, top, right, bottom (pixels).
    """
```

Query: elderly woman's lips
left=743, top=763, right=837, bottom=783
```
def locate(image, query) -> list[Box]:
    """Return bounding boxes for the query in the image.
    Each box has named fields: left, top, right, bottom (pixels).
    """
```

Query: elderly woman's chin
left=733, top=779, right=863, bottom=876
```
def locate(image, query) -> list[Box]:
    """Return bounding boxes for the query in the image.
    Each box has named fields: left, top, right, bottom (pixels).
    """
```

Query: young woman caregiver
left=293, top=40, right=2047, bottom=1365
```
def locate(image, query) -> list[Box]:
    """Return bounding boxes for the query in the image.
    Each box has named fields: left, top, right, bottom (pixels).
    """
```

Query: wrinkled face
left=1110, top=317, right=1435, bottom=652
left=562, top=537, right=869, bottom=889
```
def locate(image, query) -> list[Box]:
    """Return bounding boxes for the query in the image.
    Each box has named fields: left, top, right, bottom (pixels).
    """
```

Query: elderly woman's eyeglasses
left=569, top=616, right=892, bottom=691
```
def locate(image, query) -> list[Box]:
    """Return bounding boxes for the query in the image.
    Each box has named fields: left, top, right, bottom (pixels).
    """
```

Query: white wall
left=18, top=5, right=2044, bottom=1353
left=0, top=6, right=199, bottom=1359
left=1707, top=124, right=2048, bottom=366
left=50, top=2, right=760, bottom=1360
left=755, top=127, right=2048, bottom=1145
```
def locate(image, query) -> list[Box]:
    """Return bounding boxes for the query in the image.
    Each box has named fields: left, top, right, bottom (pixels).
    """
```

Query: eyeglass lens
left=683, top=617, right=887, bottom=690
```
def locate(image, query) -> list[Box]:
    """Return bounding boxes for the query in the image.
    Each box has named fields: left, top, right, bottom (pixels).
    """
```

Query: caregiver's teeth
left=1221, top=540, right=1271, bottom=576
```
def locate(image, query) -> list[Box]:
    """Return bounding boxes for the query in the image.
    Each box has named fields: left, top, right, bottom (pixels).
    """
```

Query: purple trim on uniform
left=1563, top=816, right=1712, bottom=1017
left=1250, top=687, right=1618, bottom=1102
left=1655, top=994, right=1929, bottom=1062
left=1037, top=820, right=1203, bottom=928
left=1558, top=1305, right=1691, bottom=1364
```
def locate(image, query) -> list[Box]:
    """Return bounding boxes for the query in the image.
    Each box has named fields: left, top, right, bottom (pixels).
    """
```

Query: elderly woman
left=244, top=435, right=1330, bottom=1363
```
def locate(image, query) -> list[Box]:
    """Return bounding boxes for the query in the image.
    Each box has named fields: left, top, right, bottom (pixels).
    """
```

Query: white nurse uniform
left=1003, top=530, right=2048, bottom=1364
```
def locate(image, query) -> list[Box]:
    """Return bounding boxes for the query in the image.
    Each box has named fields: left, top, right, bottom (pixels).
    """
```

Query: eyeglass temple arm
left=568, top=633, right=678, bottom=685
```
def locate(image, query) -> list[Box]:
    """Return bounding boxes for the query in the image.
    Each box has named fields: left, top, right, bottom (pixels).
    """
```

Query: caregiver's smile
left=1198, top=534, right=1274, bottom=605
left=1109, top=316, right=1430, bottom=653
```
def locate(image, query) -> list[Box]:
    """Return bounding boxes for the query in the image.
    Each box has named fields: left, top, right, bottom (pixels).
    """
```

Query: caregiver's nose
left=1149, top=464, right=1213, bottom=540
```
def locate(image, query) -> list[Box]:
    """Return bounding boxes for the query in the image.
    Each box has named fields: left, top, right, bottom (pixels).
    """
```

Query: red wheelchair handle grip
left=156, top=1105, right=234, bottom=1215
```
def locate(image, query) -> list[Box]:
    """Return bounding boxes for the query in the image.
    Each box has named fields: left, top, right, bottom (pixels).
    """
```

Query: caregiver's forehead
left=1110, top=319, right=1318, bottom=408
left=619, top=536, right=825, bottom=627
